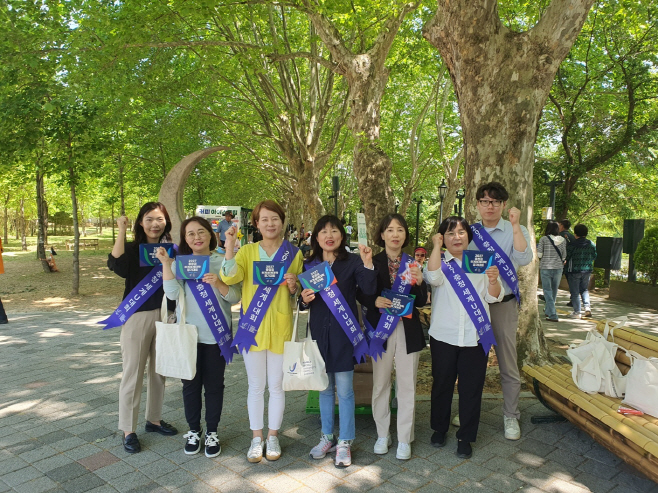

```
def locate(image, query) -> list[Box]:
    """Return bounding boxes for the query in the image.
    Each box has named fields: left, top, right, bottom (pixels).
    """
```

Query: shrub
left=634, top=227, right=658, bottom=286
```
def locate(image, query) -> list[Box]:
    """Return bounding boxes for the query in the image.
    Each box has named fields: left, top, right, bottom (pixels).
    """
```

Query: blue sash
left=441, top=257, right=497, bottom=355
left=470, top=224, right=520, bottom=304
left=305, top=259, right=368, bottom=364
left=98, top=266, right=163, bottom=330
left=232, top=241, right=299, bottom=353
left=369, top=253, right=414, bottom=361
left=188, top=281, right=237, bottom=364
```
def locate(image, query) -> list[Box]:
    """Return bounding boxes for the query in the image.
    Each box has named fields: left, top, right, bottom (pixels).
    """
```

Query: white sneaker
left=504, top=416, right=521, bottom=440
left=451, top=415, right=460, bottom=427
left=396, top=442, right=411, bottom=460
left=265, top=435, right=281, bottom=461
left=247, top=437, right=263, bottom=463
left=373, top=435, right=392, bottom=454
left=335, top=440, right=351, bottom=468
left=309, top=434, right=337, bottom=459
left=568, top=311, right=581, bottom=319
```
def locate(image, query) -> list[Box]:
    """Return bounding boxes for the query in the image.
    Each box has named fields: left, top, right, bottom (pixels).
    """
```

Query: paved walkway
left=1, top=290, right=657, bottom=493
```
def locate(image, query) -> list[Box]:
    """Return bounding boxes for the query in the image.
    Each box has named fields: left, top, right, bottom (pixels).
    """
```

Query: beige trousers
left=371, top=321, right=420, bottom=444
left=118, top=309, right=166, bottom=432
left=489, top=299, right=521, bottom=419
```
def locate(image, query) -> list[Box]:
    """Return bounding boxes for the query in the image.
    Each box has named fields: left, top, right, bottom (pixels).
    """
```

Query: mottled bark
left=36, top=169, right=51, bottom=272
left=424, top=0, right=594, bottom=365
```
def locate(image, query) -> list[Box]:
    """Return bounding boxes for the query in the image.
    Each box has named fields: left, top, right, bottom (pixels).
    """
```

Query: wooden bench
left=65, top=238, right=99, bottom=250
left=523, top=320, right=658, bottom=483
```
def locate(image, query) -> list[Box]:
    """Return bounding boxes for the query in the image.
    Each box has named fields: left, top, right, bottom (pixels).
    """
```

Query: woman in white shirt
left=424, top=217, right=503, bottom=459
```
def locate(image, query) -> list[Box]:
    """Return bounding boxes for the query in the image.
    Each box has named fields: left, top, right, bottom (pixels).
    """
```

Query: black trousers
left=430, top=337, right=488, bottom=443
left=182, top=343, right=226, bottom=433
left=0, top=298, right=6, bottom=322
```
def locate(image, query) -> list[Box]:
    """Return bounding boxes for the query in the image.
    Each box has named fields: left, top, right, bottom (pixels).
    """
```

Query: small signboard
left=357, top=213, right=368, bottom=246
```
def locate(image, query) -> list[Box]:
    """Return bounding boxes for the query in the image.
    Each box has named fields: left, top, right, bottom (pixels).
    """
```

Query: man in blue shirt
left=468, top=182, right=534, bottom=441
left=217, top=211, right=234, bottom=248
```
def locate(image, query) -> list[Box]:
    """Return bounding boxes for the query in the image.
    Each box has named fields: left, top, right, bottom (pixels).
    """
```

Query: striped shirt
left=537, top=235, right=566, bottom=270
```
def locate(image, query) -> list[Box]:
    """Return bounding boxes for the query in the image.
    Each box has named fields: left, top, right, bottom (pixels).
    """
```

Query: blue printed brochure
left=175, top=255, right=210, bottom=280
left=298, top=261, right=337, bottom=292
left=380, top=289, right=415, bottom=318
left=253, top=261, right=287, bottom=286
left=462, top=250, right=494, bottom=274
left=139, top=243, right=176, bottom=267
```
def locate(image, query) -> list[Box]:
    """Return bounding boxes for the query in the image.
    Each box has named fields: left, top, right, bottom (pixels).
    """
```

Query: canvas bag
left=282, top=306, right=329, bottom=392
left=155, top=289, right=198, bottom=380
left=622, top=350, right=658, bottom=418
left=566, top=317, right=627, bottom=398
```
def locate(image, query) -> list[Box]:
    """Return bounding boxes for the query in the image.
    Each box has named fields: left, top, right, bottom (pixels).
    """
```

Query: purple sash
left=441, top=257, right=497, bottom=355
left=369, top=253, right=414, bottom=361
left=98, top=266, right=163, bottom=330
left=361, top=305, right=376, bottom=343
left=305, top=260, right=369, bottom=364
left=232, top=240, right=299, bottom=353
left=188, top=281, right=238, bottom=364
left=470, top=224, right=520, bottom=304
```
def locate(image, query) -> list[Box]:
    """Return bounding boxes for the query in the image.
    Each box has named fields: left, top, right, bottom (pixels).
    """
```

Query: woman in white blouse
left=423, top=216, right=503, bottom=459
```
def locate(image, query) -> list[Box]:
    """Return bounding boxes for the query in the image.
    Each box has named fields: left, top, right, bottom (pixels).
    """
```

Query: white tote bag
left=282, top=307, right=329, bottom=392
left=155, top=289, right=198, bottom=381
left=566, top=317, right=627, bottom=397
left=623, top=350, right=658, bottom=417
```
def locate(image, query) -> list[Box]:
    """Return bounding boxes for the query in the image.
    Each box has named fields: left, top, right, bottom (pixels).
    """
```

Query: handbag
left=155, top=289, right=198, bottom=380
left=622, top=350, right=658, bottom=417
left=281, top=306, right=329, bottom=392
left=566, top=317, right=627, bottom=397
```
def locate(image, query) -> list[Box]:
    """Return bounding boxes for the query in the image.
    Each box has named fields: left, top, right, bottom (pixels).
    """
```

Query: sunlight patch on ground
left=0, top=399, right=41, bottom=418
left=37, top=328, right=74, bottom=337
left=34, top=297, right=71, bottom=307
left=0, top=335, right=28, bottom=345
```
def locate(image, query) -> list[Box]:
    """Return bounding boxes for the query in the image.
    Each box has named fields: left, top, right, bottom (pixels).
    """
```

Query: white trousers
left=371, top=321, right=420, bottom=444
left=242, top=349, right=285, bottom=431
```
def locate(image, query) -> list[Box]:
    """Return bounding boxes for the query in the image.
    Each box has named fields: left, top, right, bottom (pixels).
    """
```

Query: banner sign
left=380, top=289, right=415, bottom=318
left=139, top=243, right=175, bottom=267
left=462, top=250, right=494, bottom=274
left=253, top=261, right=287, bottom=286
left=175, top=255, right=210, bottom=280
left=298, top=261, right=337, bottom=292
left=357, top=213, right=368, bottom=246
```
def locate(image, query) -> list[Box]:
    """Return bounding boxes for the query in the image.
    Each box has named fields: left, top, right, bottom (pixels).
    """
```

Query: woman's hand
left=485, top=265, right=499, bottom=285
left=358, top=244, right=374, bottom=269
left=301, top=288, right=316, bottom=304
left=375, top=296, right=393, bottom=309
left=202, top=273, right=222, bottom=289
left=409, top=265, right=423, bottom=285
left=284, top=273, right=298, bottom=294
left=155, top=246, right=173, bottom=264
left=225, top=226, right=237, bottom=249
left=432, top=232, right=443, bottom=250
left=117, top=215, right=129, bottom=233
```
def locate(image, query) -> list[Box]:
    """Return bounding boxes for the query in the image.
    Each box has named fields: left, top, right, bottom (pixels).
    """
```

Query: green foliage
left=634, top=227, right=658, bottom=285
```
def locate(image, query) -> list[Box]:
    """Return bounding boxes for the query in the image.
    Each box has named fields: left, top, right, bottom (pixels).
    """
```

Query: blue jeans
left=319, top=371, right=355, bottom=441
left=569, top=271, right=591, bottom=313
left=541, top=269, right=562, bottom=319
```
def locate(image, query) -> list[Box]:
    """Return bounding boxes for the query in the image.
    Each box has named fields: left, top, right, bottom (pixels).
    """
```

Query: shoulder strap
left=547, top=236, right=564, bottom=260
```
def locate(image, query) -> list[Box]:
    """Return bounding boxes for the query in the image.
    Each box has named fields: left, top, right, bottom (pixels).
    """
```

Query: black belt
left=502, top=294, right=516, bottom=303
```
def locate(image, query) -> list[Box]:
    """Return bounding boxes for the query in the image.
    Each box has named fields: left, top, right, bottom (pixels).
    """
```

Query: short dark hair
left=438, top=216, right=473, bottom=244
left=544, top=221, right=559, bottom=237
left=178, top=216, right=218, bottom=254
left=306, top=215, right=349, bottom=264
left=559, top=219, right=571, bottom=230
left=134, top=202, right=172, bottom=244
left=376, top=213, right=410, bottom=248
left=574, top=224, right=589, bottom=237
left=476, top=182, right=509, bottom=202
left=251, top=200, right=286, bottom=229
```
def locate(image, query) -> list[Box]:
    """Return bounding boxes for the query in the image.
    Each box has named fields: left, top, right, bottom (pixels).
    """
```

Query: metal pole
left=414, top=198, right=422, bottom=249
left=439, top=200, right=444, bottom=225
left=458, top=197, right=463, bottom=217
left=550, top=183, right=557, bottom=218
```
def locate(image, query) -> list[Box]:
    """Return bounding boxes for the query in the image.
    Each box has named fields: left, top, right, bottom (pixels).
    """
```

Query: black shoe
left=566, top=301, right=573, bottom=307
left=205, top=432, right=221, bottom=458
left=538, top=294, right=545, bottom=301
left=456, top=440, right=472, bottom=459
left=430, top=431, right=446, bottom=448
left=145, top=420, right=178, bottom=436
left=123, top=433, right=141, bottom=454
left=184, top=429, right=203, bottom=455
left=0, top=319, right=7, bottom=324
left=545, top=317, right=559, bottom=322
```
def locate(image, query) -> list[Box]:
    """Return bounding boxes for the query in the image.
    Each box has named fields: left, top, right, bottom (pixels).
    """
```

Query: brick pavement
left=0, top=307, right=657, bottom=493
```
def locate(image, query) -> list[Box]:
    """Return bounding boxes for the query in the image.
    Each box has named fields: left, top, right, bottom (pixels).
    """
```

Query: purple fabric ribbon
left=232, top=240, right=299, bottom=353
left=188, top=281, right=238, bottom=364
left=440, top=257, right=497, bottom=355
left=98, top=266, right=163, bottom=330
left=361, top=305, right=376, bottom=343
left=369, top=253, right=413, bottom=361
left=470, top=224, right=520, bottom=304
left=305, top=259, right=368, bottom=364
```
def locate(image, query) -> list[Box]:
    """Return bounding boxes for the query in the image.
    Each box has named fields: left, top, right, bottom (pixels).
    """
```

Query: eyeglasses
left=186, top=230, right=209, bottom=239
left=445, top=230, right=468, bottom=238
left=478, top=199, right=503, bottom=208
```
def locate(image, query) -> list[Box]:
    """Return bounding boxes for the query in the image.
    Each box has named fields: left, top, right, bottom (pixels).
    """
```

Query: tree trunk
left=118, top=156, right=126, bottom=216
left=3, top=191, right=9, bottom=245
left=111, top=202, right=115, bottom=243
left=19, top=197, right=27, bottom=251
left=98, top=206, right=102, bottom=234
left=70, top=166, right=80, bottom=295
left=424, top=0, right=595, bottom=365
left=36, top=170, right=51, bottom=272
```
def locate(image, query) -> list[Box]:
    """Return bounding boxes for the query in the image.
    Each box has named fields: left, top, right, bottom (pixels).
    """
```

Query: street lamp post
left=542, top=171, right=563, bottom=220
left=438, top=179, right=448, bottom=224
left=412, top=197, right=423, bottom=249
left=456, top=188, right=465, bottom=217
left=395, top=198, right=400, bottom=213
left=328, top=176, right=340, bottom=217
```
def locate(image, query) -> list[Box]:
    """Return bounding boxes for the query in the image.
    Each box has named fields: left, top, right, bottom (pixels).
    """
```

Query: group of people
left=538, top=219, right=597, bottom=322
left=107, top=181, right=534, bottom=466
